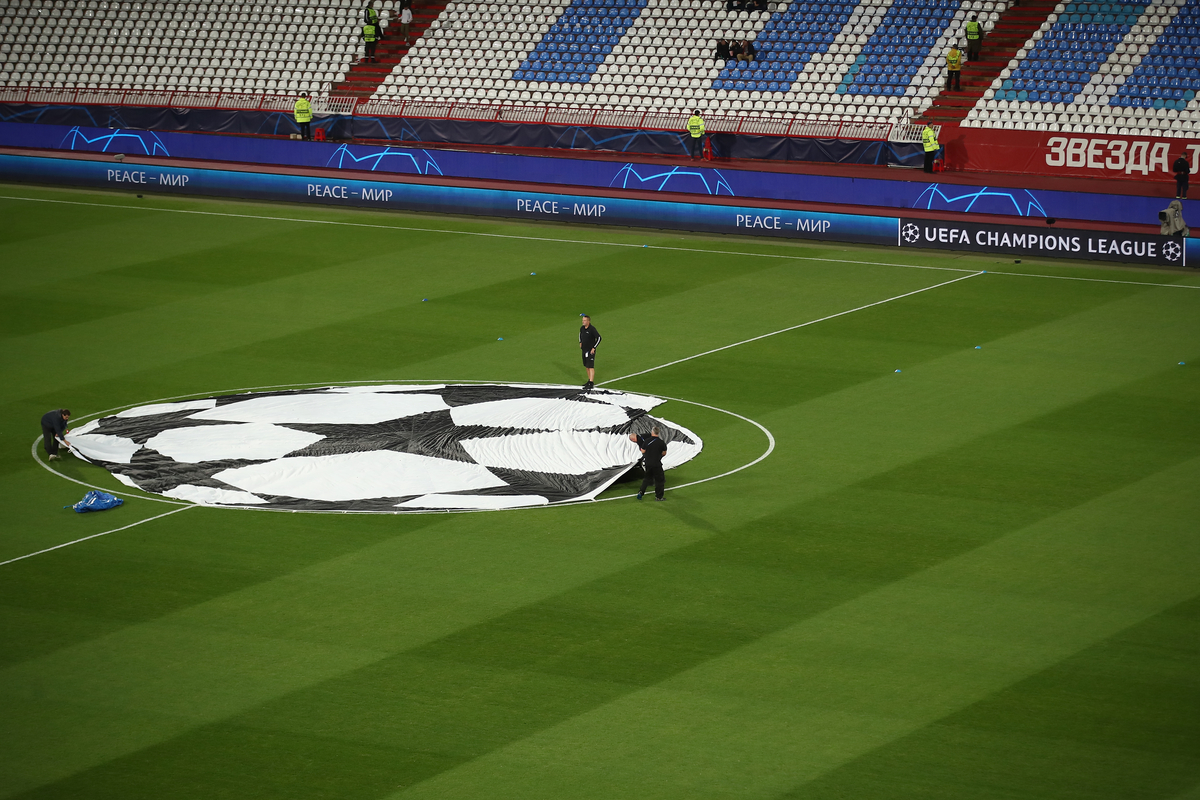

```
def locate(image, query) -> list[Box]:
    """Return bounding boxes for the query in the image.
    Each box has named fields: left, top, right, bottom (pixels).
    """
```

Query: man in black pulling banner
left=41, top=408, right=71, bottom=460
left=630, top=428, right=667, bottom=501
left=579, top=314, right=601, bottom=390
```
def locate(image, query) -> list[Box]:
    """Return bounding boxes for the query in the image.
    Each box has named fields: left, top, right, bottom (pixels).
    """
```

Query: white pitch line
left=0, top=505, right=194, bottom=568
left=7, top=191, right=1193, bottom=288
left=601, top=271, right=985, bottom=386
left=30, top=435, right=192, bottom=506
left=985, top=269, right=1200, bottom=289
left=0, top=192, right=972, bottom=274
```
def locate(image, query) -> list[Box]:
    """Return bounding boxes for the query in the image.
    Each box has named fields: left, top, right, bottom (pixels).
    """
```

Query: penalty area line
left=601, top=270, right=985, bottom=386
left=0, top=505, right=194, bottom=568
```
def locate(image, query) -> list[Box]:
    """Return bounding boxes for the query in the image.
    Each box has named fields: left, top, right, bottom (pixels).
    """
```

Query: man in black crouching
left=41, top=408, right=71, bottom=461
left=630, top=427, right=667, bottom=501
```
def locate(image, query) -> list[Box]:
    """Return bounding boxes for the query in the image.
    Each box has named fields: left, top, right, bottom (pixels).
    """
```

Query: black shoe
left=583, top=381, right=593, bottom=390
left=636, top=492, right=644, bottom=500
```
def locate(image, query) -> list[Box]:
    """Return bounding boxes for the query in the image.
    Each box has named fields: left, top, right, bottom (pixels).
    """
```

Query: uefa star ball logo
left=1163, top=240, right=1182, bottom=263
left=901, top=223, right=921, bottom=244
left=63, top=385, right=702, bottom=512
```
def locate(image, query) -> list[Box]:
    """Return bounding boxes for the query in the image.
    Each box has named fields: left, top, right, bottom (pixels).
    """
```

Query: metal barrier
left=0, top=87, right=358, bottom=115
left=352, top=99, right=931, bottom=142
left=0, top=86, right=934, bottom=142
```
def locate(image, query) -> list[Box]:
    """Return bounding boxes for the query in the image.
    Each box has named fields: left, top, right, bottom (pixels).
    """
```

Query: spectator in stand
left=726, top=0, right=744, bottom=12
left=362, top=18, right=380, bottom=62
left=728, top=40, right=744, bottom=60
left=399, top=3, right=414, bottom=45
left=715, top=39, right=731, bottom=62
left=965, top=12, right=982, bottom=61
left=1175, top=154, right=1191, bottom=199
left=738, top=39, right=756, bottom=62
left=945, top=42, right=962, bottom=91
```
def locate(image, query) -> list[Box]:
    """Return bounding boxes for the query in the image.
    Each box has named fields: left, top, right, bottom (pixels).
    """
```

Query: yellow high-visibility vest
left=294, top=97, right=312, bottom=122
left=966, top=20, right=981, bottom=39
left=947, top=49, right=961, bottom=71
left=922, top=126, right=939, bottom=152
left=686, top=115, right=705, bottom=137
left=363, top=24, right=378, bottom=42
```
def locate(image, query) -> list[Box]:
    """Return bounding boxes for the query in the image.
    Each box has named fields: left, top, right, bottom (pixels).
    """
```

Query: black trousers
left=966, top=39, right=981, bottom=61
left=365, top=41, right=377, bottom=60
left=945, top=70, right=960, bottom=91
left=690, top=135, right=703, bottom=158
left=1177, top=175, right=1189, bottom=198
left=924, top=150, right=935, bottom=173
left=639, top=464, right=665, bottom=499
left=42, top=424, right=60, bottom=455
left=298, top=121, right=311, bottom=140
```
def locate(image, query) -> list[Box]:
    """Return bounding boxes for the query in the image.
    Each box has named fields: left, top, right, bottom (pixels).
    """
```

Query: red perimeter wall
left=942, top=123, right=1198, bottom=184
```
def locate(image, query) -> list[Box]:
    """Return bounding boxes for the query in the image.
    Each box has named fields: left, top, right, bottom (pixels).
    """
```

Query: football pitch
left=2, top=183, right=1199, bottom=799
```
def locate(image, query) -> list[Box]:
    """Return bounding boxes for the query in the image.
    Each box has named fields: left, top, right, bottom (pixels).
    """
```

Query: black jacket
left=580, top=324, right=601, bottom=351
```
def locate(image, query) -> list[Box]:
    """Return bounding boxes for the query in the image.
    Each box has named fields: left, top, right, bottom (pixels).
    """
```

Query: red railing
left=0, top=86, right=931, bottom=142
left=358, top=99, right=927, bottom=142
left=0, top=87, right=359, bottom=115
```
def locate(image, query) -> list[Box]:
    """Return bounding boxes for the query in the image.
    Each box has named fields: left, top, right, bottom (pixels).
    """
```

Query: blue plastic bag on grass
left=66, top=490, right=124, bottom=513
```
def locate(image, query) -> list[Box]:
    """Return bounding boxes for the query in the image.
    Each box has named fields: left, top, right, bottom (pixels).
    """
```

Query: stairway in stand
left=919, top=0, right=1057, bottom=123
left=332, top=0, right=449, bottom=100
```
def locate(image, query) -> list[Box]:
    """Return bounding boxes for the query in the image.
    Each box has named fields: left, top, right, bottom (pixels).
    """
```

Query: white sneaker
left=48, top=454, right=60, bottom=461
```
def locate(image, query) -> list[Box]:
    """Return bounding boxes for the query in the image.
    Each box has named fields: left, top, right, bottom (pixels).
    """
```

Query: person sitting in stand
left=728, top=39, right=744, bottom=60
left=715, top=39, right=731, bottom=62
left=738, top=39, right=756, bottom=61
left=726, top=0, right=744, bottom=11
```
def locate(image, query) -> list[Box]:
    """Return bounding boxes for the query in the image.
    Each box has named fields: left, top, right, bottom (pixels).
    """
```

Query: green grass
left=1, top=183, right=1198, bottom=800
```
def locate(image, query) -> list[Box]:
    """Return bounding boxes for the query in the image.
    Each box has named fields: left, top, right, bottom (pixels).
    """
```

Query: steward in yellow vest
left=921, top=124, right=940, bottom=174
left=965, top=14, right=982, bottom=60
left=294, top=93, right=313, bottom=140
left=686, top=111, right=706, bottom=159
left=945, top=45, right=962, bottom=91
left=362, top=23, right=379, bottom=62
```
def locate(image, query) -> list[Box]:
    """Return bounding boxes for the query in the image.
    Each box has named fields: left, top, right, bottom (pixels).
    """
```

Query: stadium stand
left=334, top=0, right=449, bottom=97
left=2, top=0, right=1187, bottom=135
left=0, top=0, right=378, bottom=94
left=367, top=0, right=1005, bottom=119
left=960, top=0, right=1197, bottom=134
left=919, top=0, right=1055, bottom=121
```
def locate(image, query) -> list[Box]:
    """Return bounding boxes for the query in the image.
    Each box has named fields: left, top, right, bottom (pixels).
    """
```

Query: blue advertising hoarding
left=0, top=152, right=1185, bottom=266
left=0, top=120, right=1185, bottom=229
left=0, top=152, right=901, bottom=245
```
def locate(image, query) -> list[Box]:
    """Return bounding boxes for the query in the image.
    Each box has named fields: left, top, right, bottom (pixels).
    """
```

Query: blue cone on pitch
left=422, top=298, right=428, bottom=302
left=894, top=369, right=902, bottom=373
left=1181, top=362, right=1187, bottom=366
left=497, top=337, right=504, bottom=341
left=975, top=345, right=982, bottom=349
left=530, top=272, right=536, bottom=275
left=643, top=245, right=648, bottom=248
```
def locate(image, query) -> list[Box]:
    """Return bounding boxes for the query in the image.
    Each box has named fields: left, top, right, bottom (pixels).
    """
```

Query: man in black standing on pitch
left=630, top=427, right=667, bottom=501
left=579, top=314, right=601, bottom=390
left=41, top=408, right=71, bottom=461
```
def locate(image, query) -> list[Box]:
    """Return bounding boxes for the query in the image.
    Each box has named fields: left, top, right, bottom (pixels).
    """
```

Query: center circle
left=38, top=381, right=774, bottom=514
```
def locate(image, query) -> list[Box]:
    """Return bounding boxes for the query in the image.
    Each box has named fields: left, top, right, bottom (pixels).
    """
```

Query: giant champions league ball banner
left=0, top=152, right=1188, bottom=266
left=65, top=384, right=702, bottom=512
